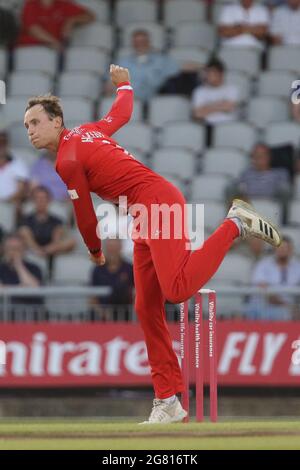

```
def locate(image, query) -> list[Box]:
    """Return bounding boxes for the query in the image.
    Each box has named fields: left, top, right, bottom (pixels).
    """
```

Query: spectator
left=0, top=0, right=23, bottom=17
left=291, top=101, right=300, bottom=124
left=0, top=234, right=43, bottom=314
left=218, top=0, right=270, bottom=49
left=107, top=30, right=179, bottom=102
left=17, top=0, right=95, bottom=50
left=234, top=143, right=291, bottom=200
left=90, top=238, right=134, bottom=321
left=245, top=237, right=300, bottom=320
left=0, top=129, right=28, bottom=204
left=270, top=0, right=300, bottom=45
left=30, top=151, right=69, bottom=201
left=192, top=58, right=240, bottom=125
left=0, top=6, right=19, bottom=46
left=18, top=186, right=75, bottom=275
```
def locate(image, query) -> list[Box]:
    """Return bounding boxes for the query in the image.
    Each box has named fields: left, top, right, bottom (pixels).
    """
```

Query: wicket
left=180, top=289, right=218, bottom=422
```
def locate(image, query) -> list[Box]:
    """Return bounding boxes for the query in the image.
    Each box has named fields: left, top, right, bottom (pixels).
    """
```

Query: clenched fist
left=110, top=64, right=130, bottom=87
left=89, top=252, right=106, bottom=266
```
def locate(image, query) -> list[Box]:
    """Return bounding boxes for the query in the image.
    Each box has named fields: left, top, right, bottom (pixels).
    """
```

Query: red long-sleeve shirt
left=56, top=82, right=163, bottom=256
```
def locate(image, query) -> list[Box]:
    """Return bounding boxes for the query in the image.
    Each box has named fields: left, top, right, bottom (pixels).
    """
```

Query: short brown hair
left=25, top=94, right=64, bottom=126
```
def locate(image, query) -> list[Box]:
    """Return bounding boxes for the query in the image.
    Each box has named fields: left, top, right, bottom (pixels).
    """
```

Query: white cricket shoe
left=227, top=199, right=282, bottom=248
left=139, top=397, right=187, bottom=424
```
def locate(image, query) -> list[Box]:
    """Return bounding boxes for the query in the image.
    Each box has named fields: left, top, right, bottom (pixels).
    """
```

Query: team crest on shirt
left=68, top=189, right=79, bottom=200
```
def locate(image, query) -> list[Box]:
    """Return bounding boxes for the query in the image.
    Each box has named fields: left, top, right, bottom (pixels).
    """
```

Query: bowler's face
left=24, top=104, right=59, bottom=150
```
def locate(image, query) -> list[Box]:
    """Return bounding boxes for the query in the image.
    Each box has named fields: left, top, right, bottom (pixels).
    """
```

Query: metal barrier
left=0, top=285, right=299, bottom=322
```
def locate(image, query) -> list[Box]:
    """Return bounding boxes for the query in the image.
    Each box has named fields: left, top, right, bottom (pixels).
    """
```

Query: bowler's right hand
left=110, top=64, right=130, bottom=87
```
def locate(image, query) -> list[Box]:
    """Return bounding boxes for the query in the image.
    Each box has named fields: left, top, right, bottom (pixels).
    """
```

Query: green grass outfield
left=0, top=419, right=300, bottom=450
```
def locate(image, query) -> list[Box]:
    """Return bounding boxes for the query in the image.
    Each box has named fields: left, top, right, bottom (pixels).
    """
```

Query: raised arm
left=57, top=159, right=105, bottom=265
left=96, top=64, right=133, bottom=136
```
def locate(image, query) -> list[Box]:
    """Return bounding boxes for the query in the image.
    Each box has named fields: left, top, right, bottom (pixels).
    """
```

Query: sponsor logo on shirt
left=68, top=189, right=79, bottom=200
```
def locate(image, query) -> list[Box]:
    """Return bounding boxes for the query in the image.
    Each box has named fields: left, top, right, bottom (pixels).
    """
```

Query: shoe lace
left=148, top=399, right=169, bottom=422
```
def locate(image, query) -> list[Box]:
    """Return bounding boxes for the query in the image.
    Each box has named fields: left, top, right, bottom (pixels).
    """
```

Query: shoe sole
left=139, top=409, right=188, bottom=425
left=232, top=198, right=282, bottom=247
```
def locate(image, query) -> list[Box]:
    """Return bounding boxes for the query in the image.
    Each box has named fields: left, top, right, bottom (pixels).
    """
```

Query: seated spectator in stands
left=17, top=0, right=95, bottom=50
left=90, top=238, right=134, bottom=321
left=192, top=58, right=240, bottom=125
left=270, top=0, right=300, bottom=45
left=291, top=101, right=300, bottom=124
left=18, top=186, right=75, bottom=275
left=105, top=30, right=180, bottom=102
left=245, top=237, right=300, bottom=320
left=0, top=5, right=19, bottom=46
left=218, top=0, right=269, bottom=49
left=0, top=234, right=43, bottom=312
left=0, top=129, right=28, bottom=205
left=234, top=143, right=291, bottom=200
left=0, top=225, right=4, bottom=257
left=30, top=151, right=68, bottom=201
left=0, top=0, right=23, bottom=17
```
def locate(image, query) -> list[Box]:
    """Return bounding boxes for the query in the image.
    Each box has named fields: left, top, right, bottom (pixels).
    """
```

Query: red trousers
left=132, top=181, right=239, bottom=399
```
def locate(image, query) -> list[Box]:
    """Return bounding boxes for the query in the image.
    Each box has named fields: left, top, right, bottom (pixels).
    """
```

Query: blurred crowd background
left=0, top=0, right=299, bottom=322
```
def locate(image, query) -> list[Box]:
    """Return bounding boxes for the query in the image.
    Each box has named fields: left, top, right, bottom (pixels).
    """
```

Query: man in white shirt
left=270, top=0, right=300, bottom=45
left=0, top=130, right=28, bottom=203
left=192, top=57, right=240, bottom=126
left=218, top=0, right=270, bottom=49
left=246, top=236, right=300, bottom=320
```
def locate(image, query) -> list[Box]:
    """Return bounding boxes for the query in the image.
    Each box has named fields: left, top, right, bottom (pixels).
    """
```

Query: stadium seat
left=8, top=72, right=53, bottom=97
left=164, top=0, right=206, bottom=27
left=3, top=96, right=29, bottom=126
left=264, top=122, right=300, bottom=148
left=23, top=200, right=71, bottom=224
left=64, top=47, right=108, bottom=74
left=213, top=122, right=257, bottom=152
left=52, top=253, right=92, bottom=284
left=60, top=97, right=95, bottom=124
left=149, top=96, right=190, bottom=127
left=70, top=23, right=113, bottom=51
left=25, top=253, right=48, bottom=282
left=159, top=122, right=206, bottom=153
left=45, top=296, right=89, bottom=316
left=74, top=0, right=109, bottom=22
left=0, top=48, right=7, bottom=79
left=225, top=71, right=251, bottom=102
left=219, top=46, right=261, bottom=77
left=161, top=174, right=187, bottom=194
left=202, top=201, right=227, bottom=230
left=202, top=148, right=248, bottom=178
left=281, top=226, right=300, bottom=255
left=250, top=198, right=282, bottom=226
left=190, top=174, right=231, bottom=202
left=114, top=122, right=153, bottom=154
left=115, top=0, right=157, bottom=27
left=169, top=47, right=209, bottom=69
left=257, top=71, right=297, bottom=99
left=289, top=201, right=300, bottom=225
left=8, top=123, right=32, bottom=148
left=247, top=97, right=290, bottom=129
left=121, top=22, right=165, bottom=51
left=211, top=253, right=253, bottom=284
left=173, top=22, right=216, bottom=51
left=13, top=47, right=58, bottom=76
left=268, top=46, right=300, bottom=74
left=152, top=148, right=196, bottom=180
left=0, top=202, right=15, bottom=232
left=99, top=96, right=143, bottom=121
left=57, top=72, right=102, bottom=101
left=120, top=147, right=149, bottom=166
left=295, top=175, right=300, bottom=200
left=10, top=147, right=39, bottom=167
